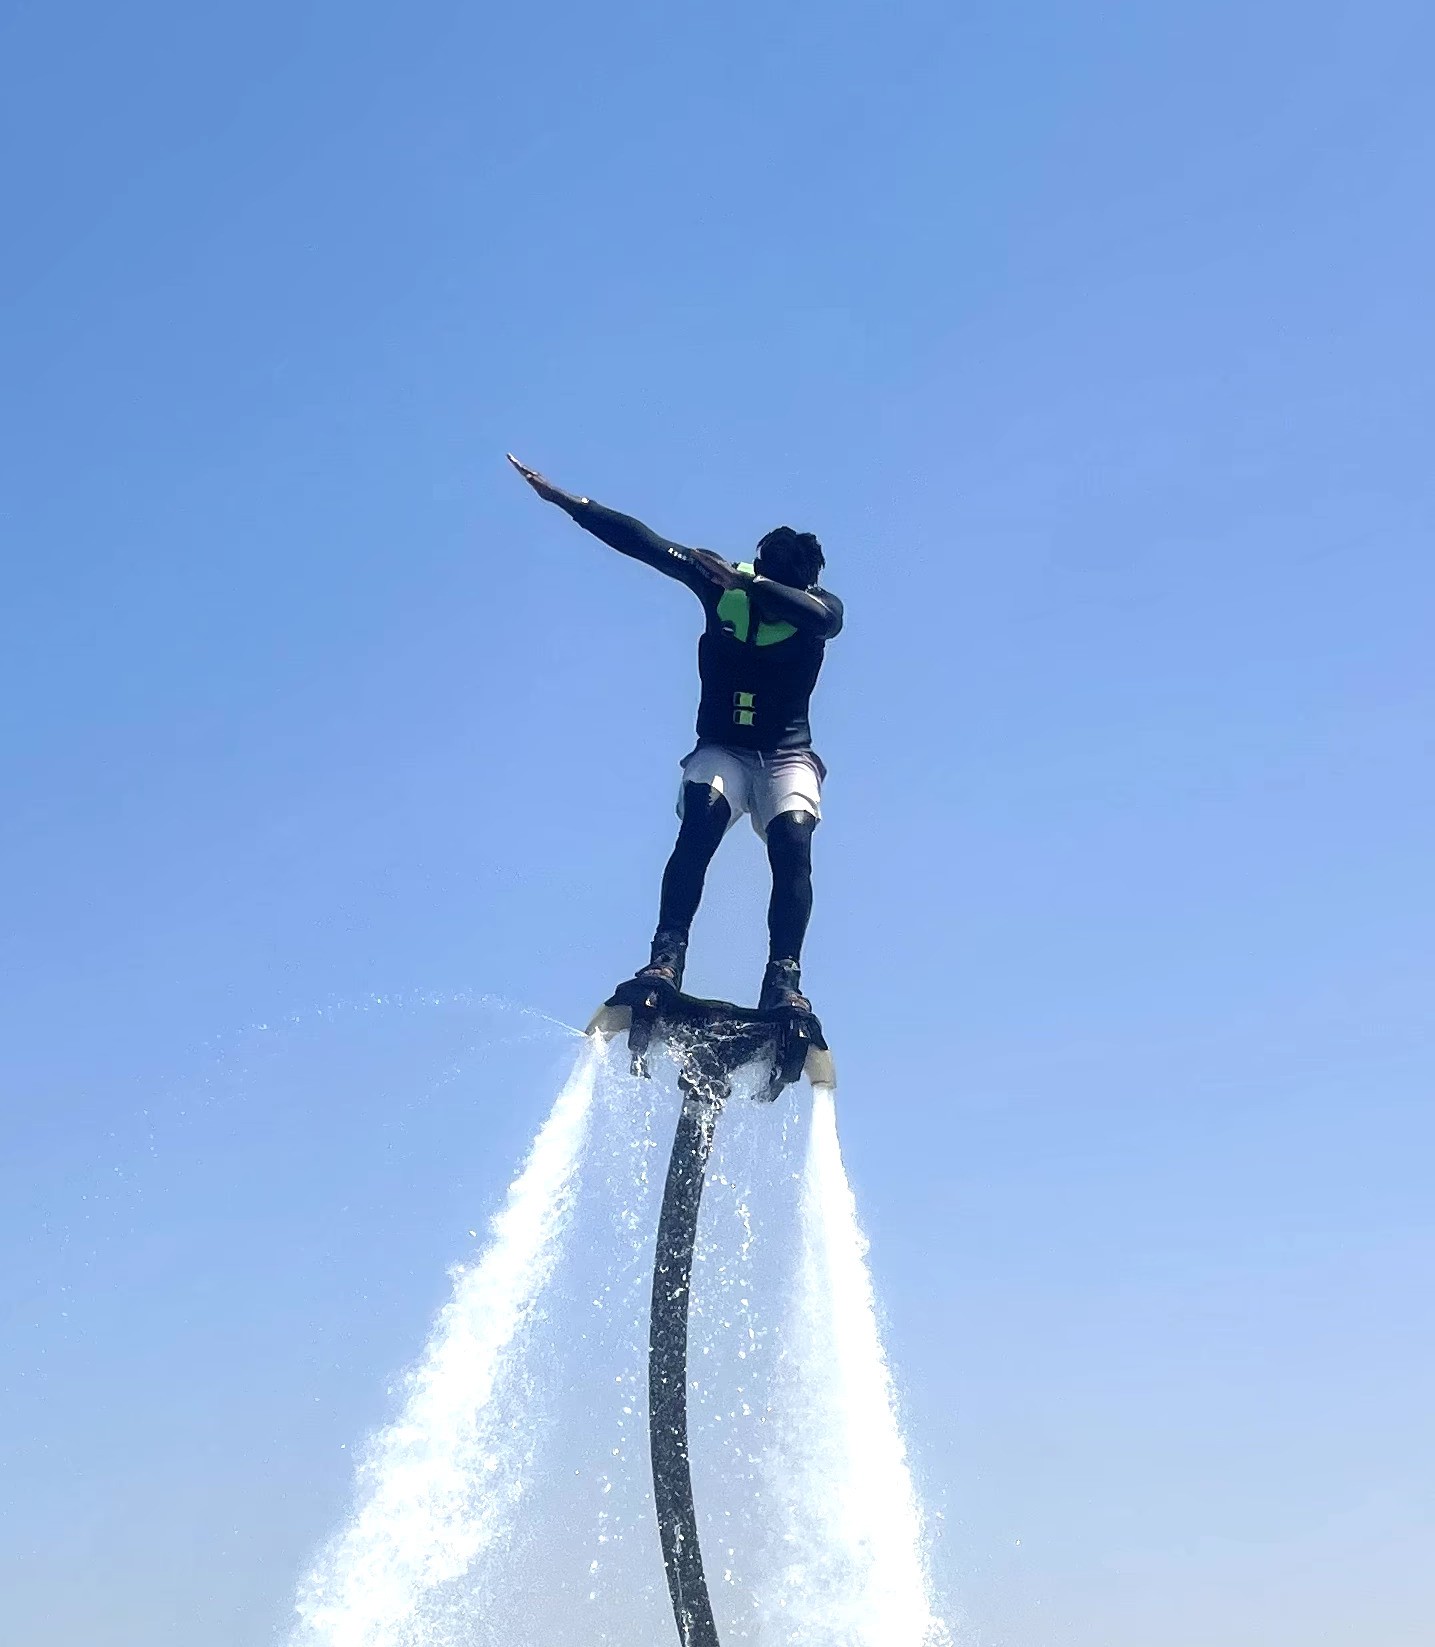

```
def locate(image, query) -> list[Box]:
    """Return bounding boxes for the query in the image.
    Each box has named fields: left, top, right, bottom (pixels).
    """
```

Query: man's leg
left=759, top=808, right=817, bottom=1011
left=637, top=783, right=731, bottom=990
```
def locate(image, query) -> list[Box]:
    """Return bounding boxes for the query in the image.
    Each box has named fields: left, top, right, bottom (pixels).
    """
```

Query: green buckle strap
left=733, top=690, right=755, bottom=728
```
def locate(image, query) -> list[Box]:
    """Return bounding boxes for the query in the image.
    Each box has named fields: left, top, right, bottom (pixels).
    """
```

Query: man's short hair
left=756, top=526, right=825, bottom=586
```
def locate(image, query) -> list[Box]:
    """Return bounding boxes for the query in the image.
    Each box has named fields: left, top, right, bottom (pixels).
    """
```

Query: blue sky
left=2, top=0, right=1432, bottom=1642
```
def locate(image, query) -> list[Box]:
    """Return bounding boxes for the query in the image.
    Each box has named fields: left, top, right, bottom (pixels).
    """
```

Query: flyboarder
left=509, top=455, right=842, bottom=1018
left=511, top=456, right=843, bottom=1646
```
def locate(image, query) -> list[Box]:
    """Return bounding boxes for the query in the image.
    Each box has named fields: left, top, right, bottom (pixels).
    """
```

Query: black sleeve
left=557, top=496, right=710, bottom=599
left=749, top=579, right=844, bottom=639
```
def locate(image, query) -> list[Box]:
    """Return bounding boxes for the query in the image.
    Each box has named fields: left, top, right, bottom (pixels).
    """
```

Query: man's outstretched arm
left=509, top=456, right=841, bottom=633
left=508, top=455, right=717, bottom=596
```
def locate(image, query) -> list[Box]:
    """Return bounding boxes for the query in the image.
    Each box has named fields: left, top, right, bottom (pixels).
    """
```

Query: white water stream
left=288, top=1045, right=947, bottom=1645
left=758, top=1085, right=950, bottom=1645
left=291, top=1047, right=601, bottom=1647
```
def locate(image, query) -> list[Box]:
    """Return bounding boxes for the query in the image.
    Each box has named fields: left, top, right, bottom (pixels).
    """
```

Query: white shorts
left=678, top=743, right=824, bottom=839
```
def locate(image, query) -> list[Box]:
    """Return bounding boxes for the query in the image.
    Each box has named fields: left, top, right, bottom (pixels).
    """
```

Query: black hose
left=648, top=1090, right=722, bottom=1647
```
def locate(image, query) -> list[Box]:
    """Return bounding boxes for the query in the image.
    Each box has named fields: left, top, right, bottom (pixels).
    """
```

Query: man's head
left=754, top=526, right=825, bottom=590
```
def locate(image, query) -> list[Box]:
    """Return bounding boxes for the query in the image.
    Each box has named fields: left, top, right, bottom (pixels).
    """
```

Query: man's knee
left=766, top=809, right=817, bottom=867
left=678, top=782, right=731, bottom=847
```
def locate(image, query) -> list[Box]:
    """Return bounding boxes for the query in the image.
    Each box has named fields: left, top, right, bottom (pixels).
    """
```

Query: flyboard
left=588, top=977, right=836, bottom=1647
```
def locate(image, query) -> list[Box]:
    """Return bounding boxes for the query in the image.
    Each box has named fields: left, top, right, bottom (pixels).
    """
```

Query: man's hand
left=688, top=547, right=748, bottom=590
left=507, top=453, right=582, bottom=508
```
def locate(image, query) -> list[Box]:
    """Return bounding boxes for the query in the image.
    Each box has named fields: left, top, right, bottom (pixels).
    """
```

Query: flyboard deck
left=587, top=977, right=836, bottom=1646
left=587, top=977, right=835, bottom=1105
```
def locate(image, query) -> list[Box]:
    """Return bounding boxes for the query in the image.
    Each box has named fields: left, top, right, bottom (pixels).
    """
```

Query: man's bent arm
left=749, top=578, right=844, bottom=638
left=559, top=510, right=843, bottom=634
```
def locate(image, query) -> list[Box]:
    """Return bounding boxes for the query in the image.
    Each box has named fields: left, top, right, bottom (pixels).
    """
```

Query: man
left=509, top=455, right=843, bottom=1014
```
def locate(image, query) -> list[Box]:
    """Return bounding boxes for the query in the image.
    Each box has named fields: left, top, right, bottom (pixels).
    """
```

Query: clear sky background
left=3, top=1, right=1432, bottom=1642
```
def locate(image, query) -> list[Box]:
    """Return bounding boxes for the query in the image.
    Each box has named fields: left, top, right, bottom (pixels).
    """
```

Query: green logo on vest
left=717, top=566, right=798, bottom=646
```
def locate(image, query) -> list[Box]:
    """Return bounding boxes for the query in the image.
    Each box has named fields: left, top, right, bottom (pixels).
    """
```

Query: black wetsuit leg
left=765, top=809, right=817, bottom=963
left=657, top=783, right=731, bottom=936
